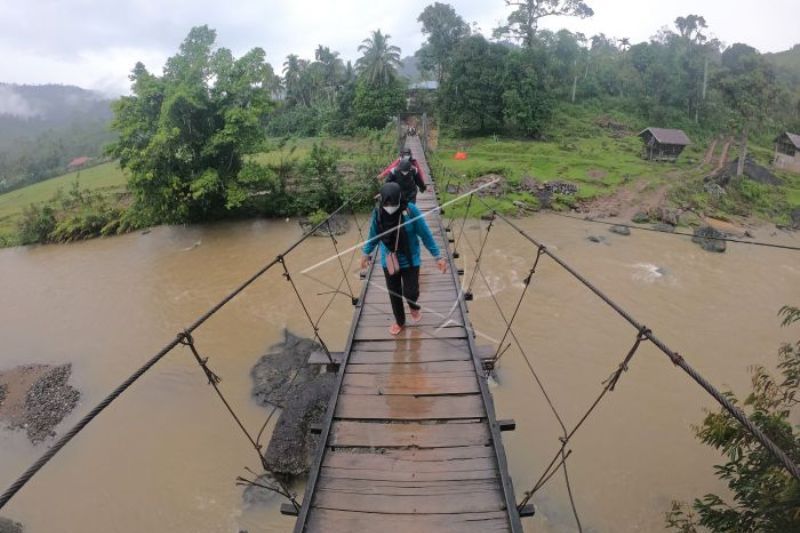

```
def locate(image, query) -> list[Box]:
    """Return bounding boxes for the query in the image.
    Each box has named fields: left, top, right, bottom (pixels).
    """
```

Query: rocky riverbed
left=0, top=363, right=80, bottom=444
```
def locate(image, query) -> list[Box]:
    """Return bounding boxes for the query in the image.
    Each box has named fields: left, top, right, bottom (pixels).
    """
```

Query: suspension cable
left=518, top=329, right=649, bottom=508
left=452, top=192, right=473, bottom=258
left=477, top=198, right=800, bottom=482
left=325, top=220, right=357, bottom=303
left=491, top=246, right=545, bottom=361
left=466, top=210, right=495, bottom=296
left=546, top=210, right=800, bottom=252
left=0, top=191, right=363, bottom=511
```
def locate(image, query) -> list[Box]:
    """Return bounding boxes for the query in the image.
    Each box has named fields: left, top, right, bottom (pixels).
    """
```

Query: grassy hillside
left=432, top=105, right=800, bottom=223
left=0, top=162, right=126, bottom=243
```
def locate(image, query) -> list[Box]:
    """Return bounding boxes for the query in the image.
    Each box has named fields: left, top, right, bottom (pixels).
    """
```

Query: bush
left=18, top=204, right=57, bottom=245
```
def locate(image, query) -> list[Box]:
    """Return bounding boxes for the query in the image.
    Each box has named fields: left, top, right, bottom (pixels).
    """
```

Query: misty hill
left=0, top=84, right=113, bottom=149
left=765, top=44, right=800, bottom=87
left=0, top=84, right=116, bottom=192
left=399, top=56, right=424, bottom=82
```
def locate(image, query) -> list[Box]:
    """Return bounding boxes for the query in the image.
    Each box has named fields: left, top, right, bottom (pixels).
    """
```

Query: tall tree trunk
left=736, top=127, right=748, bottom=177
left=701, top=56, right=708, bottom=100
left=571, top=74, right=578, bottom=103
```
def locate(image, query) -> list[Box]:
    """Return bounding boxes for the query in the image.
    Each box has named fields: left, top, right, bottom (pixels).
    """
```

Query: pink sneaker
left=389, top=323, right=403, bottom=336
left=409, top=309, right=422, bottom=323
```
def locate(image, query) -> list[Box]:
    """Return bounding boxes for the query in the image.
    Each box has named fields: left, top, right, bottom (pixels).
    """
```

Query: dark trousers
left=383, top=266, right=420, bottom=326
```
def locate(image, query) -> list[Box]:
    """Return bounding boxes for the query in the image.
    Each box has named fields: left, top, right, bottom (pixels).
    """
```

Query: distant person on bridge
left=378, top=148, right=426, bottom=199
left=378, top=148, right=427, bottom=204
left=361, top=182, right=447, bottom=335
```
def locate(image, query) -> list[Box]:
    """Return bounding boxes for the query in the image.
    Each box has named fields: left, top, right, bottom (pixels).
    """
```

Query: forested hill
left=766, top=44, right=800, bottom=86
left=0, top=84, right=115, bottom=192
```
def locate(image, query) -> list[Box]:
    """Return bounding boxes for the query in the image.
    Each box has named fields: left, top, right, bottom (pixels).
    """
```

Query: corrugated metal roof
left=409, top=81, right=438, bottom=90
left=638, top=128, right=692, bottom=146
left=776, top=131, right=800, bottom=148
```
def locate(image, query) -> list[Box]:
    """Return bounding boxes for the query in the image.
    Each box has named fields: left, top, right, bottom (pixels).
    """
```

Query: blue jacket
left=363, top=203, right=441, bottom=269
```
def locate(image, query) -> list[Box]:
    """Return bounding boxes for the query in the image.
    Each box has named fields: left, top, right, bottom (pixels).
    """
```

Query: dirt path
left=579, top=179, right=669, bottom=219
left=703, top=137, right=719, bottom=165
left=714, top=137, right=733, bottom=174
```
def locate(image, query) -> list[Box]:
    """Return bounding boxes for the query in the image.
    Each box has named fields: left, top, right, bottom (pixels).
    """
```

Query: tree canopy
left=109, top=26, right=276, bottom=223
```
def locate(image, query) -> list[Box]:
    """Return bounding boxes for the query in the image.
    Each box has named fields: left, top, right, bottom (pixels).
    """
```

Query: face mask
left=401, top=171, right=409, bottom=176
left=383, top=205, right=400, bottom=215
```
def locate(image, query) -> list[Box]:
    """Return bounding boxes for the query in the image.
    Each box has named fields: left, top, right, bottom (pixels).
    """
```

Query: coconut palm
left=355, top=30, right=401, bottom=86
left=282, top=54, right=309, bottom=105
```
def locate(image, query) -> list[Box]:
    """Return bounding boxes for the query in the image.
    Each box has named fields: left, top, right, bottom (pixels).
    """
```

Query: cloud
left=0, top=85, right=40, bottom=117
left=0, top=0, right=797, bottom=96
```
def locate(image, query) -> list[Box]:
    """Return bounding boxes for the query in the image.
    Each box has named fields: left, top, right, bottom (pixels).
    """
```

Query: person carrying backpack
left=384, top=156, right=426, bottom=204
left=360, top=182, right=447, bottom=335
left=378, top=148, right=428, bottom=185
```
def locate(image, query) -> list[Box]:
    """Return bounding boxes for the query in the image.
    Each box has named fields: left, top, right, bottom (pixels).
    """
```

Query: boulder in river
left=692, top=226, right=727, bottom=253
left=609, top=225, right=631, bottom=236
left=631, top=211, right=650, bottom=224
left=263, top=372, right=335, bottom=477
left=0, top=517, right=23, bottom=533
left=298, top=213, right=350, bottom=237
left=251, top=331, right=323, bottom=408
left=587, top=235, right=608, bottom=244
left=251, top=330, right=336, bottom=477
left=651, top=223, right=676, bottom=233
left=791, top=208, right=800, bottom=230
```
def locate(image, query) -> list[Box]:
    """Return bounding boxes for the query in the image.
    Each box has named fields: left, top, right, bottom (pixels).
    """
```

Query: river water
left=0, top=214, right=798, bottom=532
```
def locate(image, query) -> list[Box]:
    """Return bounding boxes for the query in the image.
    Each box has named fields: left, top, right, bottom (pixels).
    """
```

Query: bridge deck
left=294, top=136, right=522, bottom=532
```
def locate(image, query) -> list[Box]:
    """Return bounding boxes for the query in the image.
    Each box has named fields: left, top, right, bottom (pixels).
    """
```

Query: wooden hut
left=773, top=132, right=800, bottom=173
left=638, top=128, right=692, bottom=162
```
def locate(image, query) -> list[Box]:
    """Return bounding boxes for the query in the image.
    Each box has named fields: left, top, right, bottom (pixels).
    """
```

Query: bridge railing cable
left=0, top=191, right=366, bottom=512
left=546, top=210, right=800, bottom=252
left=472, top=195, right=800, bottom=482
left=454, top=211, right=583, bottom=529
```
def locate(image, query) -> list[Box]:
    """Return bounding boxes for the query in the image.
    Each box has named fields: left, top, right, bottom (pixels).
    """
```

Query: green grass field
left=431, top=114, right=799, bottom=220
left=0, top=162, right=127, bottom=242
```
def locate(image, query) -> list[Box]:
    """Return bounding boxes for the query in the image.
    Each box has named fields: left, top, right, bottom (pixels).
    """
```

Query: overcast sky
left=0, top=0, right=797, bottom=96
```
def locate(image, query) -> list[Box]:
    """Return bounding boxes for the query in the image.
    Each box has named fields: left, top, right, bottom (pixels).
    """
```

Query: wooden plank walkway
left=293, top=135, right=522, bottom=532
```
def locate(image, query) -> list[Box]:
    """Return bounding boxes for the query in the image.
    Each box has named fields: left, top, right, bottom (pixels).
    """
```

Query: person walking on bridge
left=378, top=148, right=427, bottom=204
left=361, top=182, right=447, bottom=335
left=378, top=147, right=427, bottom=183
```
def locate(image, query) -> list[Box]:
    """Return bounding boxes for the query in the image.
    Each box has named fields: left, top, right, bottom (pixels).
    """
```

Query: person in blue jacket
left=360, top=182, right=447, bottom=335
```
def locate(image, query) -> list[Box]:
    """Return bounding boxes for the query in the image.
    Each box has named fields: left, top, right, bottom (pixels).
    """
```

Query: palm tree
left=282, top=54, right=309, bottom=106
left=355, top=30, right=401, bottom=86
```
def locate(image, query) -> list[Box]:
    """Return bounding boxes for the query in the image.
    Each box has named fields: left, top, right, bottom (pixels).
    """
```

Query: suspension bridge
left=290, top=134, right=525, bottom=532
left=0, top=117, right=798, bottom=533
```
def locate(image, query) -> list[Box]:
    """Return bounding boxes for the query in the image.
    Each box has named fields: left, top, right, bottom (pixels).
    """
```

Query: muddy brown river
left=1, top=214, right=798, bottom=532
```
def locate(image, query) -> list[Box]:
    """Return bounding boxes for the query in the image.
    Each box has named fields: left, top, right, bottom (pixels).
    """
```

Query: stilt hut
left=638, top=128, right=692, bottom=162
left=773, top=132, right=800, bottom=173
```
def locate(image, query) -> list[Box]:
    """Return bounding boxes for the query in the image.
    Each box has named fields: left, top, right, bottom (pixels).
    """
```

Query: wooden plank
left=359, top=302, right=458, bottom=315
left=323, top=452, right=494, bottom=472
left=353, top=325, right=467, bottom=341
left=312, top=487, right=505, bottom=514
left=324, top=445, right=494, bottom=462
left=317, top=478, right=499, bottom=496
left=345, top=360, right=476, bottom=374
left=362, top=293, right=460, bottom=305
left=351, top=339, right=468, bottom=352
left=341, top=373, right=479, bottom=395
left=335, top=393, right=484, bottom=420
left=348, top=350, right=470, bottom=364
left=357, top=314, right=465, bottom=327
left=305, top=509, right=510, bottom=533
left=319, top=466, right=499, bottom=483
left=329, top=421, right=490, bottom=448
